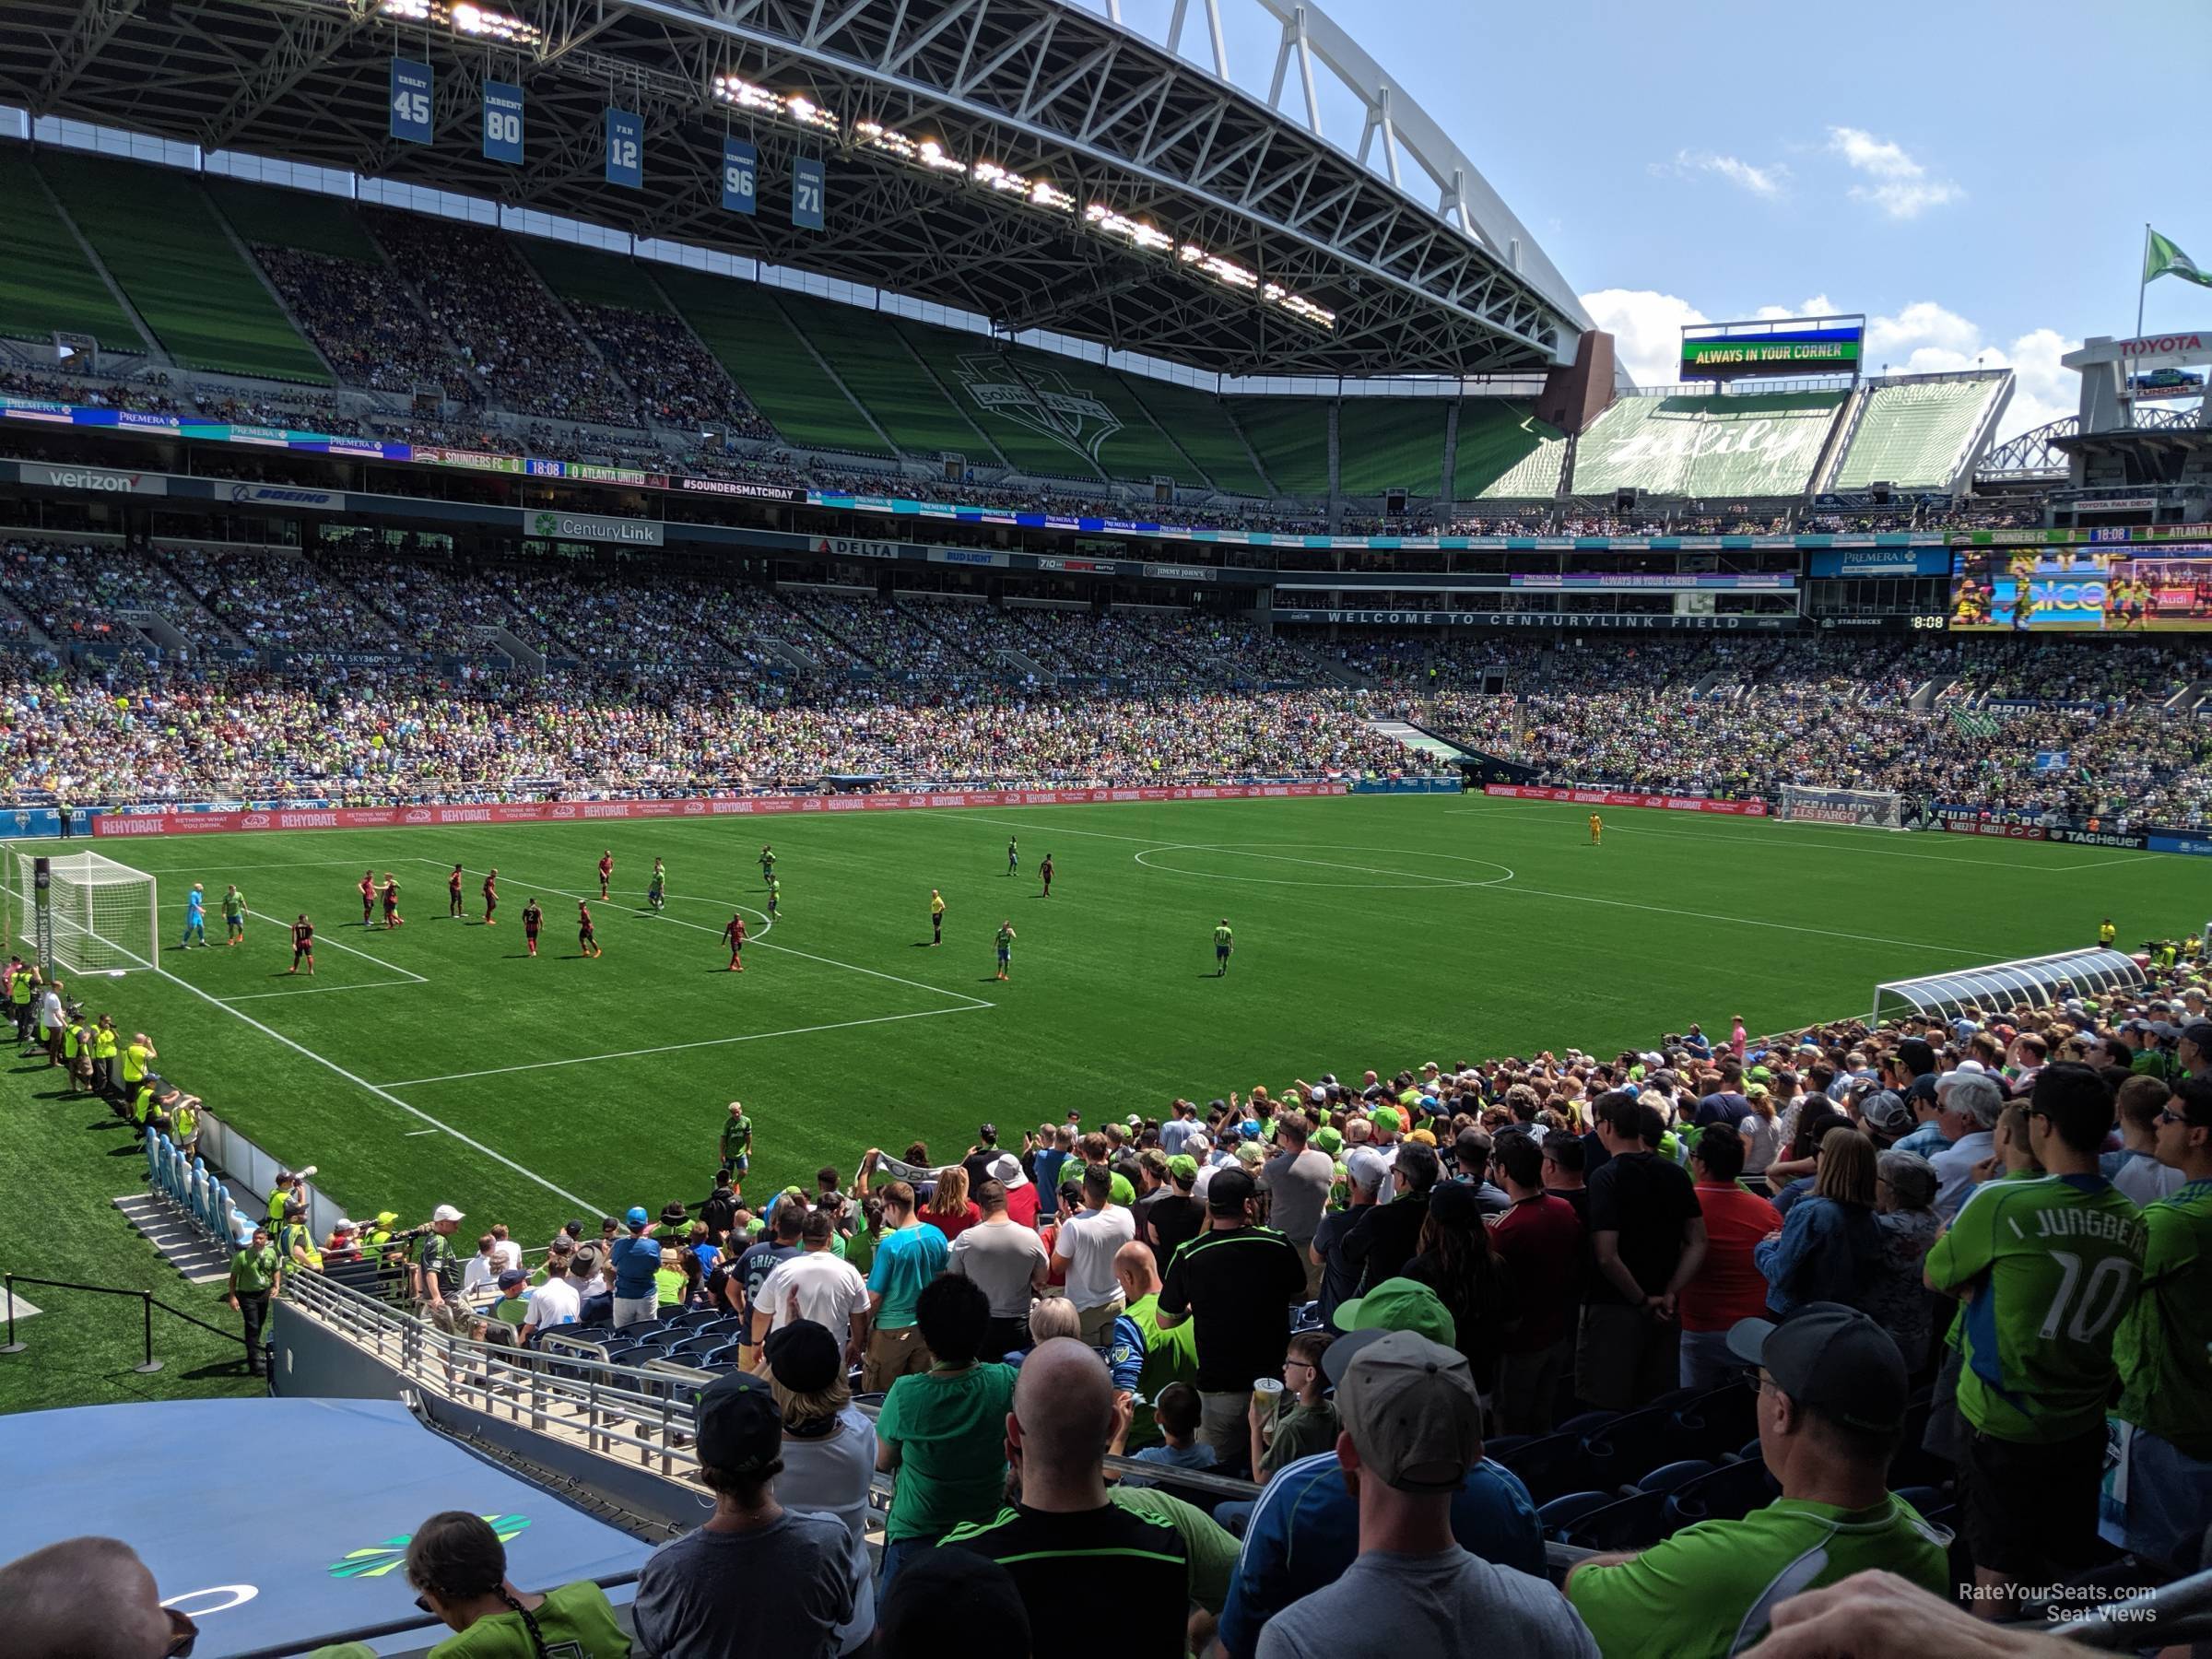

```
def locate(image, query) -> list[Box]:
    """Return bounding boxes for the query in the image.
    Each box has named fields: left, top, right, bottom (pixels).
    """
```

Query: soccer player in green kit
left=647, top=858, right=666, bottom=912
left=994, top=920, right=1015, bottom=981
left=1924, top=1062, right=2147, bottom=1610
left=1214, top=918, right=1233, bottom=976
left=221, top=884, right=247, bottom=946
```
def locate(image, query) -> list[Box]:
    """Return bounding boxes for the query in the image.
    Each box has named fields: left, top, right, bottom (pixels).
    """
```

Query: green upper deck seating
left=37, top=154, right=327, bottom=382
left=0, top=148, right=144, bottom=353
left=1571, top=391, right=1843, bottom=497
left=1452, top=400, right=1567, bottom=499
left=1230, top=398, right=1333, bottom=496
left=203, top=179, right=381, bottom=263
left=893, top=326, right=1110, bottom=482
left=517, top=241, right=671, bottom=313
left=1121, top=378, right=1274, bottom=497
left=775, top=293, right=991, bottom=460
left=1336, top=399, right=1451, bottom=496
left=1832, top=376, right=2008, bottom=489
left=654, top=269, right=888, bottom=456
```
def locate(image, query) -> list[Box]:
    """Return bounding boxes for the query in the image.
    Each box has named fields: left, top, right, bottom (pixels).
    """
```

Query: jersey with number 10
left=1925, top=1173, right=2146, bottom=1443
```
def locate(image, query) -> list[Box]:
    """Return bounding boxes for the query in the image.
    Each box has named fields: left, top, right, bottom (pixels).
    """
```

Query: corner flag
left=2145, top=228, right=2212, bottom=289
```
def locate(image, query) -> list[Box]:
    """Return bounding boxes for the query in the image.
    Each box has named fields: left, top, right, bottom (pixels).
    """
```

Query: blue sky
left=1104, top=0, right=2212, bottom=436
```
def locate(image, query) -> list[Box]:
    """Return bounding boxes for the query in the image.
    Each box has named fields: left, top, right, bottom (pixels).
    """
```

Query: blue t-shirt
left=1218, top=1452, right=1543, bottom=1656
left=610, top=1233, right=662, bottom=1299
left=867, top=1222, right=949, bottom=1327
left=185, top=892, right=204, bottom=921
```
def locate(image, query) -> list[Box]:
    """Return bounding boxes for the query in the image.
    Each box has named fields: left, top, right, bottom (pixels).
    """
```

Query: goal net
left=6, top=850, right=159, bottom=974
left=1776, top=785, right=1905, bottom=831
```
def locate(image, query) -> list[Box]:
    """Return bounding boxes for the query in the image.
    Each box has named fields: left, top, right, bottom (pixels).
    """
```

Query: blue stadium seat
left=1583, top=1406, right=1689, bottom=1492
left=700, top=1343, right=748, bottom=1370
left=1557, top=1410, right=1619, bottom=1437
left=1495, top=1430, right=1605, bottom=1505
left=1635, top=1458, right=1715, bottom=1495
left=1536, top=1491, right=1615, bottom=1541
left=700, top=1314, right=747, bottom=1338
left=672, top=1307, right=723, bottom=1331
left=1483, top=1434, right=1535, bottom=1463
left=1674, top=1382, right=1757, bottom=1461
left=1663, top=1458, right=1778, bottom=1531
left=1561, top=1488, right=1672, bottom=1552
left=670, top=1334, right=725, bottom=1359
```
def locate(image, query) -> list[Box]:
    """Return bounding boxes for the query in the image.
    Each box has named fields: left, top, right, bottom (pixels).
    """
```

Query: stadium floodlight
left=1873, top=947, right=2145, bottom=1028
left=378, top=0, right=541, bottom=47
left=5, top=849, right=159, bottom=976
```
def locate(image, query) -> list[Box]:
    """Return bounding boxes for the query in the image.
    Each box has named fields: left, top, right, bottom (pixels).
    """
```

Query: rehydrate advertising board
left=1484, top=785, right=1769, bottom=816
left=1949, top=546, right=2212, bottom=631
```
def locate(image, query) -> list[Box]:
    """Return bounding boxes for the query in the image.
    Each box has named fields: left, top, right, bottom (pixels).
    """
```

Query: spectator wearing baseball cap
left=631, top=1371, right=854, bottom=1658
left=986, top=1151, right=1038, bottom=1228
left=1564, top=1304, right=1949, bottom=1657
left=1339, top=1140, right=1441, bottom=1296
left=766, top=1321, right=878, bottom=1654
left=608, top=1206, right=662, bottom=1329
left=1145, top=1154, right=1205, bottom=1263
left=1311, top=1147, right=1389, bottom=1327
left=2104, top=1077, right=2212, bottom=1564
left=1254, top=1331, right=1596, bottom=1659
left=2178, top=1021, right=2212, bottom=1085
left=1156, top=1165, right=1310, bottom=1462
left=1215, top=1278, right=1544, bottom=1659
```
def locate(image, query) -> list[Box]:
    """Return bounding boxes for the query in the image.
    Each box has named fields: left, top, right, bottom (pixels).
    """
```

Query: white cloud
left=1577, top=288, right=2079, bottom=439
left=1652, top=149, right=1791, bottom=200
left=1824, top=125, right=1963, bottom=219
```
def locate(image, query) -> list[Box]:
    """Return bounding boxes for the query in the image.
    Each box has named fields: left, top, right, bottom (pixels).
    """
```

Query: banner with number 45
left=390, top=59, right=433, bottom=145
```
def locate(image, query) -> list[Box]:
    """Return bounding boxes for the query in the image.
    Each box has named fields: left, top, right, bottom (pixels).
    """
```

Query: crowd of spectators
left=251, top=243, right=477, bottom=402
left=94, top=945, right=2212, bottom=1657
left=561, top=301, right=778, bottom=441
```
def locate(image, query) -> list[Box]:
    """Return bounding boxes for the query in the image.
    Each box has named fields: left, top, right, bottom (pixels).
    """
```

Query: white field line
left=406, top=857, right=994, bottom=1012
left=146, top=960, right=608, bottom=1215
left=216, top=979, right=423, bottom=1003
left=379, top=1006, right=983, bottom=1088
left=974, top=816, right=1983, bottom=957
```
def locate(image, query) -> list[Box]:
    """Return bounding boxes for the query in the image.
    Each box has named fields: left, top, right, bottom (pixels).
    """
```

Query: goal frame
left=1776, top=784, right=1906, bottom=832
left=3, top=846, right=161, bottom=976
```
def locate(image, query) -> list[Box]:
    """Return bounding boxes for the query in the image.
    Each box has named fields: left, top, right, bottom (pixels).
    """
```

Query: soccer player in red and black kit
left=577, top=900, right=603, bottom=959
left=359, top=869, right=376, bottom=928
left=598, top=851, right=614, bottom=900
left=447, top=863, right=464, bottom=919
left=1041, top=853, right=1054, bottom=897
left=724, top=911, right=747, bottom=972
left=481, top=867, right=499, bottom=925
left=381, top=874, right=402, bottom=929
left=289, top=913, right=315, bottom=976
left=521, top=898, right=542, bottom=958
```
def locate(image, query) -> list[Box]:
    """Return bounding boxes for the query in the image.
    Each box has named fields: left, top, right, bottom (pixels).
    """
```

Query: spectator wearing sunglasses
left=403, top=1511, right=629, bottom=1659
left=0, top=1535, right=200, bottom=1658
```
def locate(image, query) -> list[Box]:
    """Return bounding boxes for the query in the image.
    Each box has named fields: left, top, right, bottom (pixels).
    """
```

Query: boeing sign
left=226, top=483, right=342, bottom=510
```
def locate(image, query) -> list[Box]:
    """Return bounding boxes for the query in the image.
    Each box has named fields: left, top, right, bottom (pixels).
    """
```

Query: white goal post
left=1776, top=785, right=1905, bottom=832
left=4, top=848, right=160, bottom=974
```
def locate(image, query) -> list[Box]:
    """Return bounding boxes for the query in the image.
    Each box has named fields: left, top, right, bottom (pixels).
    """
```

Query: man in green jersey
left=719, top=1100, right=753, bottom=1180
left=227, top=1224, right=283, bottom=1377
left=1565, top=1304, right=1948, bottom=1657
left=2102, top=1076, right=2212, bottom=1564
left=220, top=884, right=247, bottom=945
left=1214, top=919, right=1233, bottom=976
left=994, top=921, right=1015, bottom=981
left=1925, top=1062, right=2146, bottom=1614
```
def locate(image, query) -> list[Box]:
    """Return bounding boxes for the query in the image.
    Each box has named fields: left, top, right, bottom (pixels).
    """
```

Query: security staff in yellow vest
left=278, top=1201, right=323, bottom=1274
left=266, top=1170, right=301, bottom=1228
left=9, top=963, right=36, bottom=1043
left=60, top=1016, right=88, bottom=1097
left=92, top=1016, right=119, bottom=1099
left=171, top=1092, right=201, bottom=1162
left=121, top=1030, right=156, bottom=1095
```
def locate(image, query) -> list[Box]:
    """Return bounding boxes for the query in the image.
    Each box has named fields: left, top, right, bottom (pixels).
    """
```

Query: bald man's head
left=1011, top=1336, right=1115, bottom=1481
left=1112, top=1238, right=1160, bottom=1300
left=0, top=1536, right=174, bottom=1659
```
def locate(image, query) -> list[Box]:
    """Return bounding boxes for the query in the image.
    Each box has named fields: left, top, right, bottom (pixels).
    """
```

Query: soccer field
left=9, top=793, right=2171, bottom=1243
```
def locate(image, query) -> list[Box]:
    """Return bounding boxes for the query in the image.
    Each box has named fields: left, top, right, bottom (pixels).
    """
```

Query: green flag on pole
left=2145, top=228, right=2212, bottom=288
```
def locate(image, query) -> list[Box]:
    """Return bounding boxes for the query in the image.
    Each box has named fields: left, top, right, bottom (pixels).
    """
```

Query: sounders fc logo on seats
left=954, top=355, right=1122, bottom=466
left=329, top=1514, right=530, bottom=1578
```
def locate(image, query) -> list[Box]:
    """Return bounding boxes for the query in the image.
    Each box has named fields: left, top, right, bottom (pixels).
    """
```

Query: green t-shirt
left=427, top=1581, right=630, bottom=1659
left=654, top=1265, right=687, bottom=1306
left=418, top=1231, right=460, bottom=1296
left=1566, top=1495, right=1951, bottom=1656
left=2115, top=1177, right=2212, bottom=1457
left=876, top=1362, right=1018, bottom=1541
left=996, top=925, right=1014, bottom=950
left=222, top=890, right=244, bottom=920
left=1925, top=1172, right=2147, bottom=1444
left=1109, top=1487, right=1240, bottom=1614
left=1119, top=1291, right=1201, bottom=1452
left=231, top=1243, right=280, bottom=1295
left=1213, top=925, right=1232, bottom=948
left=846, top=1225, right=885, bottom=1279
left=493, top=1294, right=529, bottom=1327
left=720, top=1114, right=752, bottom=1161
left=1263, top=1397, right=1340, bottom=1479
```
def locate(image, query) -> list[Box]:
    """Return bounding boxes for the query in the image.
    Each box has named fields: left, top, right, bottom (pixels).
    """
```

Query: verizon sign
left=19, top=461, right=167, bottom=496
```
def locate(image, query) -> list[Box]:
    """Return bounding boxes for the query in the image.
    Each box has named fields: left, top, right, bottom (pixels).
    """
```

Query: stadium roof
left=0, top=0, right=1588, bottom=380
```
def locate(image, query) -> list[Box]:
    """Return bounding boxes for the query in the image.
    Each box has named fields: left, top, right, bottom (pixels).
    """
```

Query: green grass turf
left=0, top=1059, right=263, bottom=1414
left=2, top=790, right=2171, bottom=1402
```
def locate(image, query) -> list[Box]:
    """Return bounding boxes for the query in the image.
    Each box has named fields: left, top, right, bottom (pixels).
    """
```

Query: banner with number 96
left=721, top=136, right=757, bottom=216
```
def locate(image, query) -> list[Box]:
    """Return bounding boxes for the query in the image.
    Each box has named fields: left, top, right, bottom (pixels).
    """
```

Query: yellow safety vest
left=94, top=1027, right=117, bottom=1060
left=280, top=1222, right=323, bottom=1271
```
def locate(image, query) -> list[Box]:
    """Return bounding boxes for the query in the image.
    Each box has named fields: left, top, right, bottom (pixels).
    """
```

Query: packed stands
left=0, top=538, right=223, bottom=647
left=1832, top=374, right=2010, bottom=490
left=32, top=153, right=329, bottom=383
left=1569, top=391, right=1845, bottom=499
left=160, top=545, right=384, bottom=653
left=654, top=270, right=885, bottom=455
left=362, top=209, right=636, bottom=426
left=0, top=150, right=145, bottom=353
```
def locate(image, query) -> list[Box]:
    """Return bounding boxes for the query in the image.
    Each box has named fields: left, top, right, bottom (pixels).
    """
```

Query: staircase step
left=112, top=1192, right=233, bottom=1285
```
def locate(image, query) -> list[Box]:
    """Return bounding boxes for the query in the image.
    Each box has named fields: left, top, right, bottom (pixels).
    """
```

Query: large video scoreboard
left=1679, top=316, right=1865, bottom=381
left=1949, top=547, right=2212, bottom=631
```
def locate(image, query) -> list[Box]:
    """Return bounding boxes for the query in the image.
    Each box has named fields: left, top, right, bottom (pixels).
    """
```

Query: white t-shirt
left=1055, top=1205, right=1136, bottom=1309
left=524, top=1273, right=580, bottom=1331
left=757, top=1249, right=870, bottom=1337
left=460, top=1253, right=499, bottom=1300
